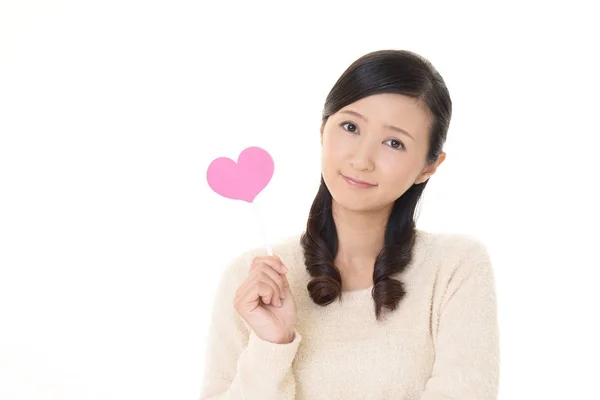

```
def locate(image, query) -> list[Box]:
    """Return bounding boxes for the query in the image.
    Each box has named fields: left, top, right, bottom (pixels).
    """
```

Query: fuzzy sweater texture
left=200, top=229, right=500, bottom=399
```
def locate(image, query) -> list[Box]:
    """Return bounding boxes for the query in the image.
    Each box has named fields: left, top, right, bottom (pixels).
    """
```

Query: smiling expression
left=320, top=93, right=438, bottom=212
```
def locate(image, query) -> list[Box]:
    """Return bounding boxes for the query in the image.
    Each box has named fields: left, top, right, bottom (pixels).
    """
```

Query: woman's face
left=320, top=93, right=445, bottom=213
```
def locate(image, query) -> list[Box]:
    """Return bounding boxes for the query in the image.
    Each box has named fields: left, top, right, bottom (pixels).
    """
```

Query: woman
left=200, top=50, right=500, bottom=399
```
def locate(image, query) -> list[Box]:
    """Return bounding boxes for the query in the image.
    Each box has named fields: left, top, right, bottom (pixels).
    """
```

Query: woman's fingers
left=250, top=255, right=288, bottom=275
left=238, top=269, right=283, bottom=308
left=235, top=281, right=274, bottom=312
left=252, top=263, right=287, bottom=299
left=234, top=255, right=290, bottom=312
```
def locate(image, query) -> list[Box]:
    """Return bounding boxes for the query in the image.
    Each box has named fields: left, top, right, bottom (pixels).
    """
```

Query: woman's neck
left=331, top=200, right=391, bottom=273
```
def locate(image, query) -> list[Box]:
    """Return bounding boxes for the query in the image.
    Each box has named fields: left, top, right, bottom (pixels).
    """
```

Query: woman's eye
left=385, top=139, right=405, bottom=150
left=341, top=122, right=358, bottom=133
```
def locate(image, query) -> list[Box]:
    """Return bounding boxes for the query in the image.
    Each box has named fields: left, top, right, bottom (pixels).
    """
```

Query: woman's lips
left=341, top=174, right=377, bottom=188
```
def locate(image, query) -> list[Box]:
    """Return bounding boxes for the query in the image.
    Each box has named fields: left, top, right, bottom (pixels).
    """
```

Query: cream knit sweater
left=200, top=229, right=500, bottom=399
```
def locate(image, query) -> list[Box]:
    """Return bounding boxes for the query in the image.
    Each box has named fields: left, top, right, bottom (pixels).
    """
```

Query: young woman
left=200, top=49, right=500, bottom=399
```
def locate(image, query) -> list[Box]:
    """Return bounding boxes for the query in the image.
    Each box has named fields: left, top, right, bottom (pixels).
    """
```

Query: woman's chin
left=331, top=192, right=379, bottom=213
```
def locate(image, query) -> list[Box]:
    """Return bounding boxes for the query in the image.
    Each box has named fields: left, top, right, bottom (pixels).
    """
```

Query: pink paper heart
left=206, top=146, right=274, bottom=203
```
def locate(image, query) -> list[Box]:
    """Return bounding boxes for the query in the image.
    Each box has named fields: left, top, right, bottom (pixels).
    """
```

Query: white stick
left=251, top=201, right=273, bottom=256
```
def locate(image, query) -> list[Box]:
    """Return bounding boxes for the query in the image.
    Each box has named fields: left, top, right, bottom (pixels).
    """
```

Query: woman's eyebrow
left=338, top=109, right=415, bottom=141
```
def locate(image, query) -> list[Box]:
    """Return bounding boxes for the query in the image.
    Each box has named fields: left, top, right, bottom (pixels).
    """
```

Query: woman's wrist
left=271, top=330, right=295, bottom=344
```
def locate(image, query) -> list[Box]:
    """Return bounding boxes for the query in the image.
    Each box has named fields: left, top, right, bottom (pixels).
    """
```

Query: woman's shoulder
left=411, top=229, right=494, bottom=291
left=235, top=230, right=489, bottom=262
left=416, top=228, right=488, bottom=249
left=414, top=228, right=491, bottom=266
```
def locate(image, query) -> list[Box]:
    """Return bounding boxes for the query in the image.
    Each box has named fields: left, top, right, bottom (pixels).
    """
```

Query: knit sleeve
left=199, top=250, right=302, bottom=400
left=420, top=239, right=500, bottom=400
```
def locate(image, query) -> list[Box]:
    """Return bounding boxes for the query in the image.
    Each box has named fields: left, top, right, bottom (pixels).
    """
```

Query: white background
left=1, top=1, right=599, bottom=398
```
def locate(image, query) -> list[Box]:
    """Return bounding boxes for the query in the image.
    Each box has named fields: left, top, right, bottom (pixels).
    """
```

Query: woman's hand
left=233, top=255, right=298, bottom=344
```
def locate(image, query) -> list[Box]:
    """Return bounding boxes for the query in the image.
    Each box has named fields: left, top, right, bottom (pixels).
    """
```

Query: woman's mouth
left=341, top=174, right=377, bottom=189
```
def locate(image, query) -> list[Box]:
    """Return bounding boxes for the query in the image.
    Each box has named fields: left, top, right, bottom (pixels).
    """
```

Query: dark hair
left=300, top=50, right=452, bottom=321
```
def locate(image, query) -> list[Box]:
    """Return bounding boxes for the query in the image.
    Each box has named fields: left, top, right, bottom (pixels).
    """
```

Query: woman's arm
left=420, top=239, right=500, bottom=399
left=199, top=252, right=301, bottom=399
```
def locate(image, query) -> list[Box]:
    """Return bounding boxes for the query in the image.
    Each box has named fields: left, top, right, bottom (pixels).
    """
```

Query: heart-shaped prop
left=206, top=146, right=275, bottom=255
left=206, top=146, right=274, bottom=203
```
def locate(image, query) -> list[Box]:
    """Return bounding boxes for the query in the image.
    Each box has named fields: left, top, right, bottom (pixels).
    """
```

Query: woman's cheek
left=379, top=151, right=413, bottom=179
left=328, top=130, right=353, bottom=159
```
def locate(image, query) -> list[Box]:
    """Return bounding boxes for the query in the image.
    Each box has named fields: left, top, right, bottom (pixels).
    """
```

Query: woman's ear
left=320, top=125, right=324, bottom=145
left=415, top=152, right=446, bottom=184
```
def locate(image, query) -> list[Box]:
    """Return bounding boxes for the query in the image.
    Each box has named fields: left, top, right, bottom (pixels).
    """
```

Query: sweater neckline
left=340, top=285, right=374, bottom=300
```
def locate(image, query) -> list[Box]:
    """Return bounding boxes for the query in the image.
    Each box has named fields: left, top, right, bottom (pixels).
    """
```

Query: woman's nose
left=350, top=139, right=376, bottom=172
